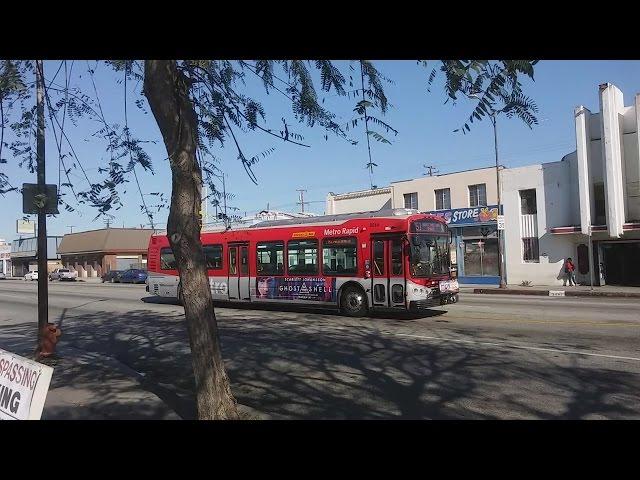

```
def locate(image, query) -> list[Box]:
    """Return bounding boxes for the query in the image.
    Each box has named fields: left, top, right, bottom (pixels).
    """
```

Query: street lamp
left=468, top=93, right=507, bottom=289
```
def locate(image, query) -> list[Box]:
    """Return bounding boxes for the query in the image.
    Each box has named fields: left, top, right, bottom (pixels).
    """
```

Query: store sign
left=0, top=349, right=53, bottom=420
left=16, top=219, right=36, bottom=235
left=428, top=205, right=499, bottom=226
left=497, top=215, right=505, bottom=230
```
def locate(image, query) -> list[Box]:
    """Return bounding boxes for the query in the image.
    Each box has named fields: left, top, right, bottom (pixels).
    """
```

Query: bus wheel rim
left=345, top=291, right=363, bottom=311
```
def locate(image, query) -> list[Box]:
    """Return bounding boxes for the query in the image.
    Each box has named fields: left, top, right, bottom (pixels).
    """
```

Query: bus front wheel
left=340, top=286, right=368, bottom=318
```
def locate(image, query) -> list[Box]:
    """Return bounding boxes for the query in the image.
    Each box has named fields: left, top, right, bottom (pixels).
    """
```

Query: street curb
left=472, top=288, right=640, bottom=298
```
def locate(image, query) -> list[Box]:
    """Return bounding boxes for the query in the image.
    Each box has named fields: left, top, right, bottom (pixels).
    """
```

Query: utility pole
left=491, top=112, right=507, bottom=289
left=468, top=92, right=509, bottom=289
left=296, top=189, right=309, bottom=213
left=36, top=60, right=48, bottom=350
left=423, top=164, right=439, bottom=176
left=222, top=174, right=227, bottom=220
left=67, top=225, right=75, bottom=233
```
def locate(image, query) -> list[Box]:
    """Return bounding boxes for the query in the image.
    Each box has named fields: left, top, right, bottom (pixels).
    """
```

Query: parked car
left=118, top=269, right=148, bottom=284
left=24, top=271, right=38, bottom=281
left=49, top=268, right=77, bottom=281
left=101, top=270, right=123, bottom=283
left=0, top=272, right=6, bottom=280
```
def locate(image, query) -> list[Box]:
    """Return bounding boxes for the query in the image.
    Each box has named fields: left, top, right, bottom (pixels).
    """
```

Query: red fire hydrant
left=39, top=323, right=62, bottom=358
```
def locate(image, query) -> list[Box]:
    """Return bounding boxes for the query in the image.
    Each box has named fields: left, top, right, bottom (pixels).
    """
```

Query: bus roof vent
left=393, top=208, right=419, bottom=216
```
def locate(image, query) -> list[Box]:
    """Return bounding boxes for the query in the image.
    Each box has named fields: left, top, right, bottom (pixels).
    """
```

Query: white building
left=502, top=83, right=640, bottom=286
left=327, top=166, right=502, bottom=285
left=0, top=239, right=11, bottom=276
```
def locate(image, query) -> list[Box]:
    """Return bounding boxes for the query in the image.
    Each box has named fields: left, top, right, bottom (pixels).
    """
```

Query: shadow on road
left=140, top=295, right=447, bottom=321
left=1, top=304, right=638, bottom=420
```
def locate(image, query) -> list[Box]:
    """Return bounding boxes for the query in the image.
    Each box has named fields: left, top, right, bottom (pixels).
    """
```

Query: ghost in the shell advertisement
left=256, top=276, right=337, bottom=302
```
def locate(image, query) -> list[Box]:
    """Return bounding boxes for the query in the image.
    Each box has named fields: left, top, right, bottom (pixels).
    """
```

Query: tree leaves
left=422, top=60, right=539, bottom=134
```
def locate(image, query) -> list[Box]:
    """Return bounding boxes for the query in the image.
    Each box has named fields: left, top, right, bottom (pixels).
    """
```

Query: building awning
left=550, top=223, right=640, bottom=234
left=58, top=228, right=154, bottom=255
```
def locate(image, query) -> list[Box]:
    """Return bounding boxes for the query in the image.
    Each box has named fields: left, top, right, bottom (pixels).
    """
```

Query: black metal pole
left=36, top=59, right=48, bottom=349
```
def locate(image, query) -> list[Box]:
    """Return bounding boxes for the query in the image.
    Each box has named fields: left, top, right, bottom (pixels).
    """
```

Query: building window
left=287, top=239, right=318, bottom=275
left=520, top=189, right=537, bottom=214
left=322, top=237, right=357, bottom=276
left=593, top=182, right=605, bottom=225
left=257, top=241, right=284, bottom=275
left=160, top=248, right=177, bottom=270
left=522, top=238, right=539, bottom=263
left=435, top=188, right=451, bottom=210
left=203, top=244, right=223, bottom=270
left=469, top=184, right=487, bottom=207
left=404, top=192, right=418, bottom=210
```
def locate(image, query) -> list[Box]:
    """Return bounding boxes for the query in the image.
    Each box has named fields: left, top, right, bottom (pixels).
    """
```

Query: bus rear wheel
left=340, top=286, right=368, bottom=318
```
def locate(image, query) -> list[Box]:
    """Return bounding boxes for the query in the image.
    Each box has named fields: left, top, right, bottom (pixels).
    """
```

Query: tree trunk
left=143, top=60, right=239, bottom=420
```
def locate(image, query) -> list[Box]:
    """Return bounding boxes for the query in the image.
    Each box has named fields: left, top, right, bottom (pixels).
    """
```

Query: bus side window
left=373, top=240, right=385, bottom=276
left=322, top=237, right=357, bottom=276
left=257, top=241, right=285, bottom=276
left=160, top=247, right=177, bottom=270
left=391, top=239, right=403, bottom=275
left=241, top=247, right=248, bottom=275
left=229, top=248, right=237, bottom=275
left=203, top=244, right=223, bottom=270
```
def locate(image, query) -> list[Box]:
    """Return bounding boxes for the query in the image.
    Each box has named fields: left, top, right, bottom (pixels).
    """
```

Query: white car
left=24, top=271, right=38, bottom=281
left=49, top=268, right=77, bottom=281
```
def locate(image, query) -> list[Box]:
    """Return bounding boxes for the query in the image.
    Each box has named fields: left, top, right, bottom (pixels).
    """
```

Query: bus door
left=228, top=243, right=251, bottom=301
left=371, top=236, right=406, bottom=308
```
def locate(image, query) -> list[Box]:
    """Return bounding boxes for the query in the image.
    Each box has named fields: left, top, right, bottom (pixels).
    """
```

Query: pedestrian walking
left=563, top=257, right=576, bottom=286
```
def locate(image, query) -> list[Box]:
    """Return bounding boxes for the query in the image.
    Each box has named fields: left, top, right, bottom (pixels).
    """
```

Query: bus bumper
left=409, top=293, right=458, bottom=311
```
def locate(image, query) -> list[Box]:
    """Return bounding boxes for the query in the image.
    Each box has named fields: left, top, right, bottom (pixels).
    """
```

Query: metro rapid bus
left=146, top=208, right=459, bottom=317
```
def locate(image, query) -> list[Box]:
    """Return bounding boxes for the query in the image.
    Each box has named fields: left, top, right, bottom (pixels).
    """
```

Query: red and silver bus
left=146, top=209, right=459, bottom=316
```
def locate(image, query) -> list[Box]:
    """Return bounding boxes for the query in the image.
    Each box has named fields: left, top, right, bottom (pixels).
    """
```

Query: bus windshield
left=409, top=234, right=450, bottom=277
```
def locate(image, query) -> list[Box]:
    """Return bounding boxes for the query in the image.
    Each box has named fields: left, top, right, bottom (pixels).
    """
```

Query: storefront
left=57, top=227, right=153, bottom=278
left=10, top=236, right=63, bottom=277
left=550, top=224, right=640, bottom=287
left=428, top=205, right=501, bottom=285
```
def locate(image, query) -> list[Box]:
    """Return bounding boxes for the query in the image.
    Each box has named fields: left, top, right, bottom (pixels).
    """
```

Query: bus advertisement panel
left=256, top=276, right=337, bottom=302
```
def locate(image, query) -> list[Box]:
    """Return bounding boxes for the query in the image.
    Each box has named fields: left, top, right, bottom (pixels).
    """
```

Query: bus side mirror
left=449, top=231, right=454, bottom=244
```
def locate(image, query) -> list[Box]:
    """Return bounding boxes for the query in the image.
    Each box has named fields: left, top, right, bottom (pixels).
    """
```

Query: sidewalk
left=462, top=283, right=640, bottom=298
left=0, top=333, right=181, bottom=420
left=1, top=330, right=265, bottom=420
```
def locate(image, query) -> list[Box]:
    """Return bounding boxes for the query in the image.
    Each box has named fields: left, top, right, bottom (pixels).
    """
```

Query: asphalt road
left=1, top=279, right=639, bottom=419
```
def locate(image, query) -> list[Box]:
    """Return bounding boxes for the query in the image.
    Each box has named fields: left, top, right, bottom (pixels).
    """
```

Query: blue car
left=118, top=269, right=148, bottom=284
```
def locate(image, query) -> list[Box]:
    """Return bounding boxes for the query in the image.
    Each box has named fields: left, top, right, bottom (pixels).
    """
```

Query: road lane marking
left=388, top=332, right=640, bottom=362
left=424, top=312, right=640, bottom=328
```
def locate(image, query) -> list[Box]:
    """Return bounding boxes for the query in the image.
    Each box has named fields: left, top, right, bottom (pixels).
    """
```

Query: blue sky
left=1, top=60, right=640, bottom=242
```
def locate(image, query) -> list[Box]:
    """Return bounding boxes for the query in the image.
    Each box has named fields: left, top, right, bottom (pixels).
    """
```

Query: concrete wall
left=326, top=188, right=392, bottom=215
left=390, top=167, right=498, bottom=211
left=574, top=86, right=640, bottom=231
left=502, top=163, right=578, bottom=285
